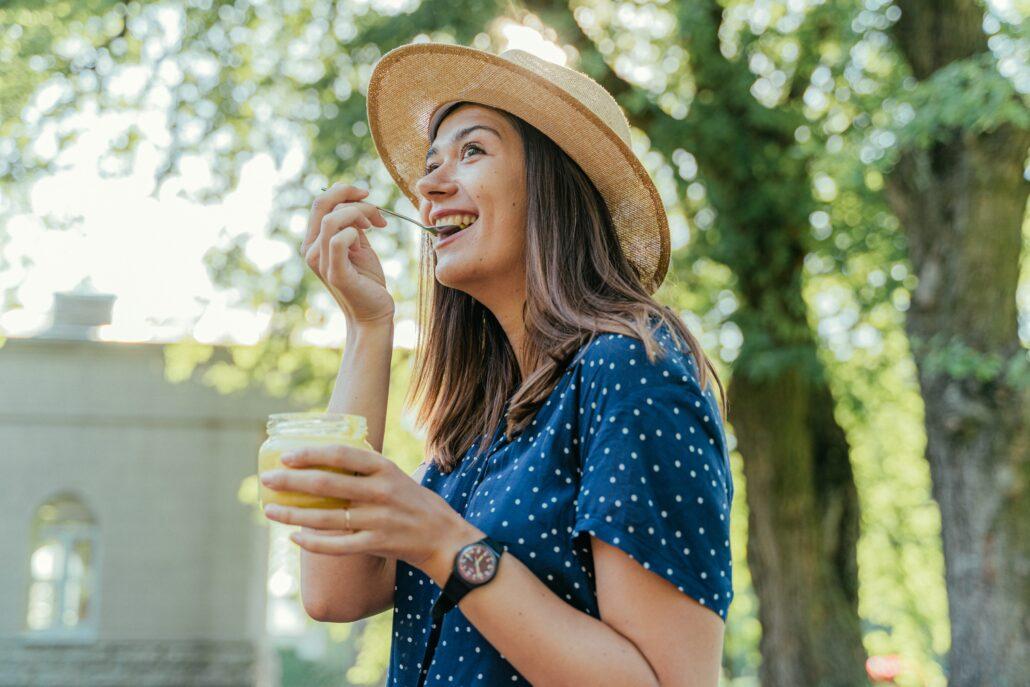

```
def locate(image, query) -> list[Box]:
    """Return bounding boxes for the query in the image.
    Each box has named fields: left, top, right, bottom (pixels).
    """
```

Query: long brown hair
left=405, top=102, right=725, bottom=473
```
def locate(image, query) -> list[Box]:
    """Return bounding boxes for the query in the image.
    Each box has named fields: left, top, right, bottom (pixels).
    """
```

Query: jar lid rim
left=268, top=412, right=363, bottom=421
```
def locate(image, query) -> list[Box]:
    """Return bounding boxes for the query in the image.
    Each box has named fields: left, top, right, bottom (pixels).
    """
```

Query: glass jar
left=257, top=412, right=374, bottom=509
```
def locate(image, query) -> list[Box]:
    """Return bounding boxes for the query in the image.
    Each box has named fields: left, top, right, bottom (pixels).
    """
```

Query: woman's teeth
left=435, top=214, right=477, bottom=234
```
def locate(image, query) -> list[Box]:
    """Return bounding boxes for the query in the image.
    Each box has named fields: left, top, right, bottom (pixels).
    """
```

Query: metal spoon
left=318, top=187, right=457, bottom=236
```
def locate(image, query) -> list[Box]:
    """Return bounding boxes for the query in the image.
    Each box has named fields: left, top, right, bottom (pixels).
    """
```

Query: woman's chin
left=434, top=261, right=466, bottom=289
left=435, top=258, right=490, bottom=291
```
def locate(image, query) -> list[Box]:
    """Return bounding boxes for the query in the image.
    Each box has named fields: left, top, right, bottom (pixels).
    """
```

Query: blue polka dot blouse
left=387, top=320, right=735, bottom=686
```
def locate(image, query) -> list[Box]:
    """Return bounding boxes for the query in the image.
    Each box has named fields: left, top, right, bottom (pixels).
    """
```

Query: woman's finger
left=318, top=205, right=379, bottom=278
left=327, top=227, right=359, bottom=283
left=308, top=199, right=381, bottom=263
left=266, top=503, right=384, bottom=531
left=265, top=504, right=347, bottom=529
left=261, top=467, right=388, bottom=504
left=304, top=233, right=322, bottom=273
left=306, top=184, right=368, bottom=250
left=331, top=200, right=388, bottom=228
left=290, top=528, right=378, bottom=555
left=320, top=219, right=359, bottom=279
left=282, top=445, right=386, bottom=475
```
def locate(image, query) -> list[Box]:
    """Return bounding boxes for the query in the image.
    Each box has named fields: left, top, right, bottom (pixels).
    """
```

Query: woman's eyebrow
left=425, top=125, right=502, bottom=163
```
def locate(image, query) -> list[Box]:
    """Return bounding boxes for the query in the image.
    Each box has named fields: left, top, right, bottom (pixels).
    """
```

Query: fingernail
left=281, top=454, right=298, bottom=465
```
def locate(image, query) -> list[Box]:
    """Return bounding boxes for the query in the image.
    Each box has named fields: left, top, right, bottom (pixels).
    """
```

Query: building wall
left=0, top=337, right=305, bottom=686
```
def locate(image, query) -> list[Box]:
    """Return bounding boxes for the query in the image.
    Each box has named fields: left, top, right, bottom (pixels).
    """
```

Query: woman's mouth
left=435, top=218, right=477, bottom=248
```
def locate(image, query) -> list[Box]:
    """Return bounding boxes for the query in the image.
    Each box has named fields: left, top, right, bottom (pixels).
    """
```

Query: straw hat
left=365, top=42, right=670, bottom=295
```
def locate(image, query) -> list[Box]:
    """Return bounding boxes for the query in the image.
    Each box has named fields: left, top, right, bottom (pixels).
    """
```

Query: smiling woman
left=284, top=42, right=735, bottom=687
left=400, top=98, right=722, bottom=476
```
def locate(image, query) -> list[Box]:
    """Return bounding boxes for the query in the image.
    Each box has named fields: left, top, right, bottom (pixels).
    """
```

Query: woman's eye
left=424, top=143, right=482, bottom=175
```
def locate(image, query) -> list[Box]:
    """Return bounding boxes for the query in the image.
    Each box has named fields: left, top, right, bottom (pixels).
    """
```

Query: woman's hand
left=303, top=183, right=396, bottom=326
left=260, top=446, right=482, bottom=575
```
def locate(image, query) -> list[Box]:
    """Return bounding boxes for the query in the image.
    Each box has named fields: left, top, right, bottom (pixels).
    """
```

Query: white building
left=0, top=292, right=307, bottom=686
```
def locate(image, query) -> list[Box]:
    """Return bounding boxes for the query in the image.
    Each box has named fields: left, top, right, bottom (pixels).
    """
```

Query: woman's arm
left=304, top=459, right=430, bottom=622
left=298, top=319, right=396, bottom=622
left=422, top=521, right=725, bottom=687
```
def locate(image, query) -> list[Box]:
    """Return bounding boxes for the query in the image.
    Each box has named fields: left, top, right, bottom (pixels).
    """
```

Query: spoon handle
left=360, top=202, right=440, bottom=236
left=317, top=186, right=440, bottom=235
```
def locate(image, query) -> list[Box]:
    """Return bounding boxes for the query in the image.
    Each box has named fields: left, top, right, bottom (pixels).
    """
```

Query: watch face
left=457, top=543, right=497, bottom=584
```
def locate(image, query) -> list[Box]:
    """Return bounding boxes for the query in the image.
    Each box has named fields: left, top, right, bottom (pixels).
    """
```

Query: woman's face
left=416, top=104, right=526, bottom=293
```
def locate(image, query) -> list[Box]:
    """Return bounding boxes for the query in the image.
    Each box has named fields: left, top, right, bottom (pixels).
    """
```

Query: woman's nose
left=415, top=168, right=459, bottom=206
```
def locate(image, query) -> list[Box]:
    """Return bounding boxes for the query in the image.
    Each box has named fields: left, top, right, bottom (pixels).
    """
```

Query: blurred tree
left=517, top=1, right=871, bottom=683
left=881, top=2, right=1029, bottom=684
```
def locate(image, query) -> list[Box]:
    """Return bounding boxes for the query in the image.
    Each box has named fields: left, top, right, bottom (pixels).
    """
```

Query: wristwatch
left=431, top=535, right=504, bottom=621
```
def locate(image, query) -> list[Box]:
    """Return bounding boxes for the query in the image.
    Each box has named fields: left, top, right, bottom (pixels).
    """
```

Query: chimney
left=36, top=291, right=116, bottom=341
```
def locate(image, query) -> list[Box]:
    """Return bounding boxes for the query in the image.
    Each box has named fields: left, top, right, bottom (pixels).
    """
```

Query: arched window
left=24, top=492, right=100, bottom=643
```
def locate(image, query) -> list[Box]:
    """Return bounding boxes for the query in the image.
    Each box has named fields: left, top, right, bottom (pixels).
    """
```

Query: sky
left=0, top=17, right=566, bottom=349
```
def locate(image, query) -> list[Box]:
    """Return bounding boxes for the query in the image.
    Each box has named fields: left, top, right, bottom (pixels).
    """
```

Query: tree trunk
left=884, top=125, right=1030, bottom=686
left=730, top=366, right=867, bottom=686
left=886, top=2, right=1030, bottom=683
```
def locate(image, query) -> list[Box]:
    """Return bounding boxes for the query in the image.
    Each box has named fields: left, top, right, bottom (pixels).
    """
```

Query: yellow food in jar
left=257, top=413, right=373, bottom=510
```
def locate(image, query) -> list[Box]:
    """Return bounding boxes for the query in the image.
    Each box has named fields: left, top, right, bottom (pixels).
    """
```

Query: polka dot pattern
left=386, top=319, right=735, bottom=686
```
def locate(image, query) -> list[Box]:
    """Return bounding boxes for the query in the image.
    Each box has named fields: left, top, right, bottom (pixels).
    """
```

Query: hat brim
left=366, top=43, right=669, bottom=294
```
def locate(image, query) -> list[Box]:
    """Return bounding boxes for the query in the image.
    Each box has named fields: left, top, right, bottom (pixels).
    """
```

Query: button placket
left=464, top=406, right=512, bottom=513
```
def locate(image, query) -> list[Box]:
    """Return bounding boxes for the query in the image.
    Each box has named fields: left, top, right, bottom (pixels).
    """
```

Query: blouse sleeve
left=571, top=343, right=734, bottom=619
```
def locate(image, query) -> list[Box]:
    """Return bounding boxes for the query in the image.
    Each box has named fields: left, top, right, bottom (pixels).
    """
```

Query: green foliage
left=911, top=333, right=1030, bottom=387
left=344, top=611, right=394, bottom=685
left=277, top=641, right=362, bottom=687
left=163, top=340, right=215, bottom=383
left=0, top=0, right=136, bottom=182
left=890, top=52, right=1030, bottom=153
left=722, top=444, right=763, bottom=680
left=1005, top=351, right=1030, bottom=388
left=810, top=283, right=950, bottom=687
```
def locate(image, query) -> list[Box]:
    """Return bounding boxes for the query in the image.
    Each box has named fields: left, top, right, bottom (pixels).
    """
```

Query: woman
left=260, top=44, right=734, bottom=686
